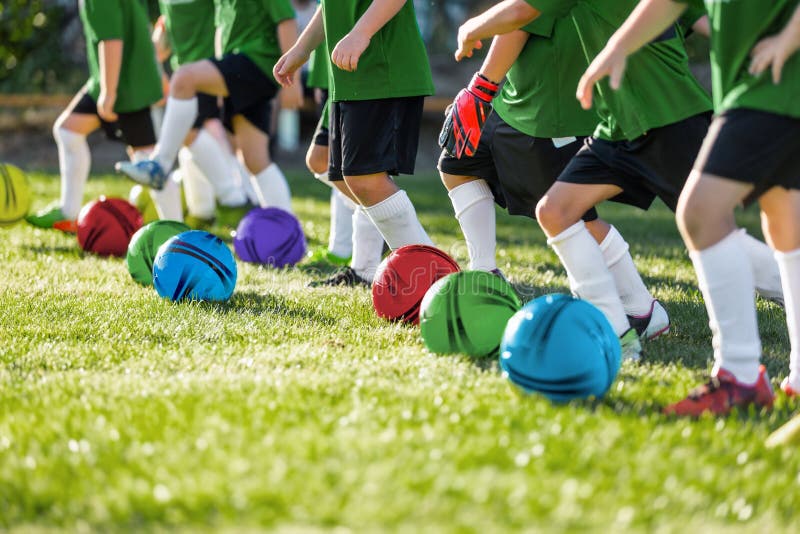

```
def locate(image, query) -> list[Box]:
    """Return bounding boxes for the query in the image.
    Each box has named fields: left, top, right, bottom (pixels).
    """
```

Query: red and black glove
left=438, top=72, right=500, bottom=159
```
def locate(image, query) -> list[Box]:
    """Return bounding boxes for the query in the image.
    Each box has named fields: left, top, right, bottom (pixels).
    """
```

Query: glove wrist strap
left=468, top=72, right=500, bottom=102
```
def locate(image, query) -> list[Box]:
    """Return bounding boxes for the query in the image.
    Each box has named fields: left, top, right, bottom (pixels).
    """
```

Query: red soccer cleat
left=781, top=377, right=799, bottom=398
left=664, top=365, right=775, bottom=417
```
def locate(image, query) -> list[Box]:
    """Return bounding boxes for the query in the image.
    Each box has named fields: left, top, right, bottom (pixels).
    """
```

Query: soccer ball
left=0, top=162, right=32, bottom=225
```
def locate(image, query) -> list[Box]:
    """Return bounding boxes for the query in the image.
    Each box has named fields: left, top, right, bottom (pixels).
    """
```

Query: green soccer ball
left=126, top=219, right=191, bottom=286
left=420, top=270, right=522, bottom=357
left=0, top=162, right=32, bottom=226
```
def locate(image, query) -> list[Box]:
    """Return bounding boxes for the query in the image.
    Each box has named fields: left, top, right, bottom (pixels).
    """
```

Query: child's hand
left=749, top=26, right=800, bottom=84
left=331, top=31, right=370, bottom=72
left=97, top=90, right=118, bottom=122
left=274, top=46, right=310, bottom=87
left=577, top=45, right=628, bottom=110
left=455, top=19, right=483, bottom=61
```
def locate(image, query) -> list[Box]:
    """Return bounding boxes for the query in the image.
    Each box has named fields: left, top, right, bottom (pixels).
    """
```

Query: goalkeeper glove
left=438, top=72, right=500, bottom=159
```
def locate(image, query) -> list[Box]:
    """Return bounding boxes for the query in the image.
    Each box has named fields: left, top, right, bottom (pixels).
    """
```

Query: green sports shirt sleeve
left=83, top=0, right=124, bottom=41
left=80, top=0, right=163, bottom=114
left=676, top=0, right=800, bottom=118
left=321, top=0, right=434, bottom=101
left=493, top=15, right=598, bottom=138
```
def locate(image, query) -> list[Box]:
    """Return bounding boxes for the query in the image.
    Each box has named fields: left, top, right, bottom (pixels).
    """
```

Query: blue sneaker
left=115, top=160, right=167, bottom=190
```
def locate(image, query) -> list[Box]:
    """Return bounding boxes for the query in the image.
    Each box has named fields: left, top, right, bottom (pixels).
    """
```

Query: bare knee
left=676, top=192, right=705, bottom=243
left=535, top=196, right=574, bottom=237
left=305, top=144, right=328, bottom=175
left=170, top=67, right=196, bottom=99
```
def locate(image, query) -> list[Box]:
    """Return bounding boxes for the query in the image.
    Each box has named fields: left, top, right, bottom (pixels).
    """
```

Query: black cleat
left=308, top=267, right=371, bottom=288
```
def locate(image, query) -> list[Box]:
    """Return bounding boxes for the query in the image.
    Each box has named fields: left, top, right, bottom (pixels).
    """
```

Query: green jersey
left=307, top=41, right=330, bottom=90
left=159, top=0, right=216, bottom=70
left=215, top=0, right=295, bottom=80
left=680, top=0, right=800, bottom=118
left=493, top=16, right=598, bottom=139
left=524, top=0, right=711, bottom=141
left=320, top=0, right=434, bottom=101
left=79, top=0, right=162, bottom=113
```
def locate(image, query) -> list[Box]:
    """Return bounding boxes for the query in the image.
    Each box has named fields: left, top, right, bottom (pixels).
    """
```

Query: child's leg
left=178, top=148, right=217, bottom=222
left=307, top=142, right=354, bottom=259
left=536, top=181, right=631, bottom=337
left=153, top=61, right=229, bottom=173
left=187, top=126, right=246, bottom=207
left=130, top=146, right=183, bottom=222
left=441, top=173, right=497, bottom=271
left=233, top=115, right=292, bottom=213
left=54, top=111, right=96, bottom=220
left=344, top=172, right=432, bottom=250
left=677, top=171, right=761, bottom=383
left=760, top=187, right=800, bottom=391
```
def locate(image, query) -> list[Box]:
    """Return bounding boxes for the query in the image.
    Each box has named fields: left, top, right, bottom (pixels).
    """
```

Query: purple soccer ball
left=233, top=207, right=307, bottom=267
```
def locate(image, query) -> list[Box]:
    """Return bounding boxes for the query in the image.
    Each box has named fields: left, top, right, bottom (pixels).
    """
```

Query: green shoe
left=184, top=214, right=216, bottom=231
left=216, top=202, right=254, bottom=228
left=26, top=205, right=77, bottom=233
left=305, top=247, right=351, bottom=267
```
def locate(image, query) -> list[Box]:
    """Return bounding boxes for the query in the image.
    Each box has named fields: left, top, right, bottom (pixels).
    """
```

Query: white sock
left=362, top=190, right=433, bottom=249
left=448, top=180, right=497, bottom=271
left=329, top=189, right=355, bottom=258
left=351, top=207, right=385, bottom=282
left=689, top=230, right=761, bottom=384
left=738, top=229, right=784, bottom=301
left=599, top=225, right=654, bottom=316
left=775, top=249, right=800, bottom=390
left=189, top=129, right=246, bottom=207
left=152, top=96, right=198, bottom=172
left=548, top=222, right=630, bottom=336
left=149, top=172, right=184, bottom=221
left=234, top=156, right=260, bottom=205
left=252, top=163, right=292, bottom=212
left=54, top=127, right=91, bottom=219
left=178, top=148, right=216, bottom=220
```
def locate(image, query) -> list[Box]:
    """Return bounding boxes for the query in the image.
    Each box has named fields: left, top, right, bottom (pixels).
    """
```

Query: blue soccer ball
left=153, top=230, right=237, bottom=302
left=499, top=294, right=621, bottom=403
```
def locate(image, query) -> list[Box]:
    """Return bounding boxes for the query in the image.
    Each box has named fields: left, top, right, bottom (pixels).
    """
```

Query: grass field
left=2, top=169, right=799, bottom=532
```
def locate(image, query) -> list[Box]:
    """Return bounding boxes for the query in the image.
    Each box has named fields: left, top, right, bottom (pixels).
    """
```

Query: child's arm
left=576, top=0, right=686, bottom=110
left=273, top=5, right=324, bottom=87
left=98, top=39, right=123, bottom=121
left=749, top=4, right=800, bottom=84
left=455, top=0, right=540, bottom=62
left=440, top=30, right=530, bottom=159
left=330, top=0, right=405, bottom=72
left=152, top=15, right=171, bottom=64
left=276, top=18, right=304, bottom=109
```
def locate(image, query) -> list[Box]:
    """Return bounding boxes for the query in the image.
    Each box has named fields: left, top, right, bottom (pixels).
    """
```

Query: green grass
left=1, top=170, right=799, bottom=532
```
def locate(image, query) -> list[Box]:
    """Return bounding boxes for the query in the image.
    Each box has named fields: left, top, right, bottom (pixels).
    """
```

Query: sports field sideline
left=1, top=170, right=798, bottom=532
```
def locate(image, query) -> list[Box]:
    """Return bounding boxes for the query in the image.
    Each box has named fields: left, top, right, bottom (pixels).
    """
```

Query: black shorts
left=72, top=88, right=156, bottom=147
left=194, top=92, right=222, bottom=129
left=558, top=112, right=711, bottom=211
left=211, top=53, right=278, bottom=134
left=695, top=108, right=800, bottom=205
left=329, top=96, right=424, bottom=181
left=438, top=111, right=596, bottom=221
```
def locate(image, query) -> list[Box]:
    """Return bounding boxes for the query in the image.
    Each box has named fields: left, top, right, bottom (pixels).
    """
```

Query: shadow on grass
left=210, top=290, right=337, bottom=327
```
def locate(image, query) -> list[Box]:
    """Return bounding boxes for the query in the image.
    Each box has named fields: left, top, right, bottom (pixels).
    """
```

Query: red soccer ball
left=372, top=244, right=461, bottom=325
left=77, top=197, right=143, bottom=257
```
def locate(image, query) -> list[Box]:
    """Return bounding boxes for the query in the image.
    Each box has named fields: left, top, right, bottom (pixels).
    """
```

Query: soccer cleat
left=627, top=300, right=670, bottom=341
left=619, top=328, right=642, bottom=362
left=25, top=205, right=77, bottom=233
left=115, top=160, right=167, bottom=190
left=664, top=365, right=775, bottom=417
left=305, top=247, right=351, bottom=267
left=780, top=377, right=799, bottom=397
left=308, top=267, right=370, bottom=288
